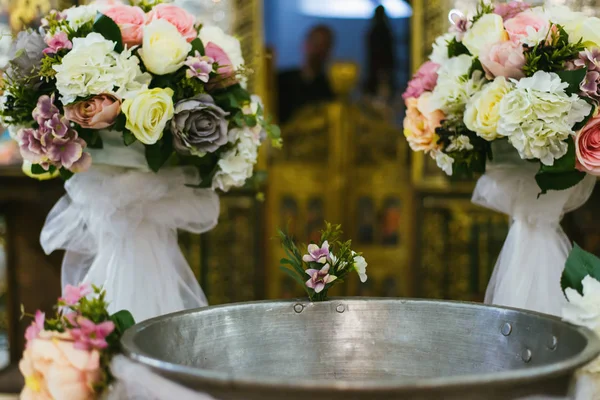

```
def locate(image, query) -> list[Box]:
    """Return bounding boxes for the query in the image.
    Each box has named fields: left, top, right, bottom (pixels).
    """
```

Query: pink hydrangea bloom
left=402, top=61, right=440, bottom=101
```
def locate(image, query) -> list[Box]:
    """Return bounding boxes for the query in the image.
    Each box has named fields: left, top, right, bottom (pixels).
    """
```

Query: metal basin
left=121, top=299, right=600, bottom=400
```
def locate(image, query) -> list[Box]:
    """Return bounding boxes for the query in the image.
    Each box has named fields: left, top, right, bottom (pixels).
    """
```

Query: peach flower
left=64, top=94, right=121, bottom=130
left=19, top=331, right=101, bottom=400
left=576, top=115, right=600, bottom=175
left=480, top=40, right=526, bottom=79
left=403, top=92, right=444, bottom=153
left=103, top=5, right=145, bottom=48
left=146, top=4, right=197, bottom=43
left=504, top=11, right=550, bottom=45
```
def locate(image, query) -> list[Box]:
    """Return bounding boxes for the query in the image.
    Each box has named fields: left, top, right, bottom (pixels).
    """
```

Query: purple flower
left=69, top=317, right=115, bottom=350
left=185, top=51, right=214, bottom=83
left=43, top=31, right=72, bottom=55
left=302, top=241, right=330, bottom=264
left=45, top=113, right=71, bottom=139
left=47, top=138, right=85, bottom=170
left=32, top=94, right=59, bottom=126
left=305, top=264, right=337, bottom=293
left=17, top=95, right=92, bottom=173
left=571, top=49, right=600, bottom=103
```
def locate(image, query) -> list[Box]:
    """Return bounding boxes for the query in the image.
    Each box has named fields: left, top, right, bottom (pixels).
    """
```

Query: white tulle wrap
left=472, top=156, right=595, bottom=316
left=39, top=131, right=220, bottom=321
left=108, top=356, right=217, bottom=400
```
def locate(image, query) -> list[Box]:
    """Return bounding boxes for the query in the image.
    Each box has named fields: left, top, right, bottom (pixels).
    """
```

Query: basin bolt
left=547, top=335, right=558, bottom=351
left=336, top=304, right=345, bottom=313
left=522, top=349, right=532, bottom=363
left=501, top=322, right=512, bottom=336
left=294, top=303, right=304, bottom=313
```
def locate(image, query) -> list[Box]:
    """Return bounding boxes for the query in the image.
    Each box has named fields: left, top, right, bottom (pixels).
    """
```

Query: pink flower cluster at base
left=17, top=95, right=91, bottom=173
left=19, top=331, right=101, bottom=400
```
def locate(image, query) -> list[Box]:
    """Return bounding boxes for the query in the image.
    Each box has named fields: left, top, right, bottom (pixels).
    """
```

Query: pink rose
left=43, top=31, right=72, bottom=55
left=64, top=94, right=121, bottom=130
left=480, top=40, right=525, bottom=79
left=146, top=3, right=197, bottom=42
left=576, top=115, right=600, bottom=175
left=403, top=93, right=444, bottom=153
left=504, top=11, right=550, bottom=44
left=19, top=331, right=101, bottom=400
left=402, top=61, right=439, bottom=101
left=494, top=1, right=530, bottom=21
left=205, top=43, right=238, bottom=89
left=103, top=5, right=145, bottom=48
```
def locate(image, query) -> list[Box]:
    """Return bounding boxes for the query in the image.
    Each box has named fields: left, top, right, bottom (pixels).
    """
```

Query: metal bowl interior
left=121, top=298, right=600, bottom=399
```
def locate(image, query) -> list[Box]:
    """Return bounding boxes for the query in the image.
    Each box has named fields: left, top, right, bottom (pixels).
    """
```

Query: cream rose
left=122, top=88, right=175, bottom=145
left=568, top=17, right=600, bottom=48
left=138, top=19, right=192, bottom=75
left=462, top=14, right=508, bottom=58
left=464, top=77, right=514, bottom=141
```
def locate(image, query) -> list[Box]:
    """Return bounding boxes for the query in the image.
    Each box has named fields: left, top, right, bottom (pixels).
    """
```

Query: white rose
left=429, top=33, right=455, bottom=65
left=432, top=150, right=454, bottom=176
left=199, top=26, right=245, bottom=72
left=64, top=4, right=100, bottom=31
left=446, top=135, right=474, bottom=152
left=464, top=77, right=514, bottom=141
left=139, top=19, right=192, bottom=75
left=54, top=33, right=148, bottom=104
left=462, top=14, right=508, bottom=58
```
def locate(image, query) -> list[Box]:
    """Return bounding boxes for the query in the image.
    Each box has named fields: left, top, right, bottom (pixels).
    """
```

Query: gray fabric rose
left=7, top=30, right=45, bottom=85
left=171, top=94, right=229, bottom=156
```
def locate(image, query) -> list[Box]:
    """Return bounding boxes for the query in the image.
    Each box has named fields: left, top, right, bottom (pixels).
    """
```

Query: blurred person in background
left=277, top=25, right=335, bottom=124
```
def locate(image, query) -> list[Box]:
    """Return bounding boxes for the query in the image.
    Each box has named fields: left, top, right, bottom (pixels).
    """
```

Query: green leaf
left=123, top=130, right=137, bottom=146
left=109, top=310, right=136, bottom=334
left=93, top=13, right=124, bottom=53
left=447, top=37, right=470, bottom=58
left=189, top=38, right=205, bottom=56
left=279, top=265, right=307, bottom=289
left=78, top=129, right=103, bottom=149
left=244, top=115, right=257, bottom=127
left=59, top=168, right=74, bottom=180
left=535, top=170, right=585, bottom=195
left=562, top=243, right=600, bottom=294
left=535, top=137, right=586, bottom=194
left=112, top=114, right=127, bottom=132
left=556, top=67, right=587, bottom=96
left=30, top=164, right=46, bottom=175
left=145, top=134, right=174, bottom=173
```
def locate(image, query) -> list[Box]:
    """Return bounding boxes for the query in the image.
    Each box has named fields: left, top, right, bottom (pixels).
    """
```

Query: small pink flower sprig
left=20, top=283, right=135, bottom=398
left=279, top=222, right=368, bottom=302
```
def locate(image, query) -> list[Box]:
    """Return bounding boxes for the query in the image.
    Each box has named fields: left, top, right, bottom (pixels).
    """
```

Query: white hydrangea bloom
left=54, top=33, right=150, bottom=104
left=212, top=127, right=260, bottom=192
left=430, top=55, right=485, bottom=114
left=64, top=4, right=100, bottom=31
left=497, top=71, right=591, bottom=165
left=429, top=33, right=455, bottom=65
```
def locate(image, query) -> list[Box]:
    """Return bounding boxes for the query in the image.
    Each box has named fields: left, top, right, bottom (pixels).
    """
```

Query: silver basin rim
left=121, top=298, right=600, bottom=392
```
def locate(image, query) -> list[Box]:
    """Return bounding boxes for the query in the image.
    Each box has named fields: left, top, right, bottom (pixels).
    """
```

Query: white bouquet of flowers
left=1, top=0, right=280, bottom=321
